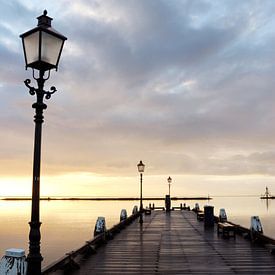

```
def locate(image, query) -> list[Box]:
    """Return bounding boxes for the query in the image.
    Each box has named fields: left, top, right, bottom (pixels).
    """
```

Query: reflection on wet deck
left=65, top=210, right=275, bottom=274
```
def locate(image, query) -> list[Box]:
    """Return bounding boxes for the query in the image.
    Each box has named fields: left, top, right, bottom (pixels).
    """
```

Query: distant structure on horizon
left=260, top=186, right=275, bottom=199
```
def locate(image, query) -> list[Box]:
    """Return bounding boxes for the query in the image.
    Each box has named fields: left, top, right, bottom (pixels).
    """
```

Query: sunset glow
left=1, top=1, right=275, bottom=197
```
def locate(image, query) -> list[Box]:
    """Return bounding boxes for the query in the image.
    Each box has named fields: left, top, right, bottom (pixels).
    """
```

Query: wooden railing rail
left=42, top=212, right=139, bottom=274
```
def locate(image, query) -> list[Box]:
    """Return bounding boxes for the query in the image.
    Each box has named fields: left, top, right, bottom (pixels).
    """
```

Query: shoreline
left=1, top=197, right=211, bottom=201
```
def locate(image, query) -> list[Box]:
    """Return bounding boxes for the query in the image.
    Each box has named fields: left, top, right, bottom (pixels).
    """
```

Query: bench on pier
left=144, top=208, right=151, bottom=215
left=217, top=222, right=236, bottom=238
left=197, top=212, right=204, bottom=221
left=154, top=207, right=165, bottom=210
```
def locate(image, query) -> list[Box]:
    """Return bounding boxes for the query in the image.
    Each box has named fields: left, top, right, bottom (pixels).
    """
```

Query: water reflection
left=265, top=198, right=270, bottom=211
left=0, top=200, right=139, bottom=267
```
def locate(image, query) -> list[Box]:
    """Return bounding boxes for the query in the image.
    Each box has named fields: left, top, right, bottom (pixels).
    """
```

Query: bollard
left=250, top=216, right=263, bottom=241
left=94, top=217, right=106, bottom=237
left=180, top=203, right=183, bottom=210
left=0, top=248, right=27, bottom=275
left=165, top=195, right=171, bottom=212
left=132, top=205, right=138, bottom=215
left=204, top=205, right=214, bottom=227
left=219, top=208, right=227, bottom=222
left=149, top=203, right=151, bottom=209
left=193, top=203, right=200, bottom=212
left=144, top=207, right=152, bottom=215
left=152, top=203, right=155, bottom=210
left=120, top=209, right=127, bottom=221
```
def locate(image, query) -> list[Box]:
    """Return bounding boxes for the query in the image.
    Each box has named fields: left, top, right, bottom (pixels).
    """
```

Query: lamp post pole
left=167, top=176, right=172, bottom=197
left=137, top=161, right=145, bottom=224
left=20, top=11, right=67, bottom=275
left=26, top=70, right=48, bottom=275
left=140, top=172, right=143, bottom=223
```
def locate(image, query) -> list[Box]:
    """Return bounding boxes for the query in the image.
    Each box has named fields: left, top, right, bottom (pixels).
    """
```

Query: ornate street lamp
left=137, top=160, right=145, bottom=224
left=20, top=10, right=67, bottom=275
left=167, top=176, right=172, bottom=196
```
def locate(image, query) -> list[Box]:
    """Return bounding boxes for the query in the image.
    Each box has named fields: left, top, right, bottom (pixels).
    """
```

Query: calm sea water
left=0, top=197, right=274, bottom=267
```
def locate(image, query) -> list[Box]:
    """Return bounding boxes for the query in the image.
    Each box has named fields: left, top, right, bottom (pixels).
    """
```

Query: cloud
left=1, top=0, right=275, bottom=181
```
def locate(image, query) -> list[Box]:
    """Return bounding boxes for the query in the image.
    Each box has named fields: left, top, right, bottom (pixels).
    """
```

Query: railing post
left=250, top=216, right=263, bottom=241
left=120, top=209, right=127, bottom=221
left=0, top=249, right=27, bottom=275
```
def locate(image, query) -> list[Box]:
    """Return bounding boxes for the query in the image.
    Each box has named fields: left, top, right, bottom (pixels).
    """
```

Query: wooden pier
left=44, top=210, right=275, bottom=274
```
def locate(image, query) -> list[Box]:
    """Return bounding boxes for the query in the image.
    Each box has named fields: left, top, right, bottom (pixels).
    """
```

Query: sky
left=1, top=0, right=275, bottom=197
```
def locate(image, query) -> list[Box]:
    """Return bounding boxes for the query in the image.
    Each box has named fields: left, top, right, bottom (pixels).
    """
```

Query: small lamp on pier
left=20, top=10, right=67, bottom=275
left=167, top=176, right=172, bottom=197
left=137, top=160, right=145, bottom=224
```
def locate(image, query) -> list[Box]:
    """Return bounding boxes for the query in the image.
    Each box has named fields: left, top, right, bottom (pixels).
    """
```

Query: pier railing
left=228, top=221, right=275, bottom=246
left=42, top=212, right=139, bottom=274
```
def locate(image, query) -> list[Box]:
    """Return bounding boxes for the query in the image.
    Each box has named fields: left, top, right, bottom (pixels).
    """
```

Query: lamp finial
left=37, top=10, right=52, bottom=27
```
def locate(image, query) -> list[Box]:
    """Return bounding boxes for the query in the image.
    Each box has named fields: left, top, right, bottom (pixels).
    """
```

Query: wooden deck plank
left=68, top=210, right=275, bottom=274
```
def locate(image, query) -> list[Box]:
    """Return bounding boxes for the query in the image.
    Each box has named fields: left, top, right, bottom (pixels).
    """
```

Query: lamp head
left=20, top=10, right=67, bottom=71
left=137, top=160, right=145, bottom=173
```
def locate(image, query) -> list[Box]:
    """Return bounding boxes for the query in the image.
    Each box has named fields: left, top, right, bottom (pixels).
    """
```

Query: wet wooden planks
left=71, top=211, right=275, bottom=274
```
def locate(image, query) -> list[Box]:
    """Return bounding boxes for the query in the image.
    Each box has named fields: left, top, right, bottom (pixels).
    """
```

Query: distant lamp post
left=20, top=10, right=67, bottom=275
left=167, top=176, right=172, bottom=196
left=137, top=160, right=145, bottom=224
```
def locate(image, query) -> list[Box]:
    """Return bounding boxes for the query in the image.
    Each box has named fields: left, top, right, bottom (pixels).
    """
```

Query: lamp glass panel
left=138, top=164, right=145, bottom=173
left=41, top=31, right=63, bottom=66
left=23, top=32, right=39, bottom=65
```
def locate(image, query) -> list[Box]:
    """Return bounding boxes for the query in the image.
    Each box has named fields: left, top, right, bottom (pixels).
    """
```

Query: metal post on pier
left=167, top=176, right=172, bottom=197
left=20, top=11, right=67, bottom=275
left=165, top=195, right=171, bottom=212
left=137, top=161, right=145, bottom=224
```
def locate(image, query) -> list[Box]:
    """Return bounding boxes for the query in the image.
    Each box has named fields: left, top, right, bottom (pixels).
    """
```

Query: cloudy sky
left=1, top=0, right=275, bottom=197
